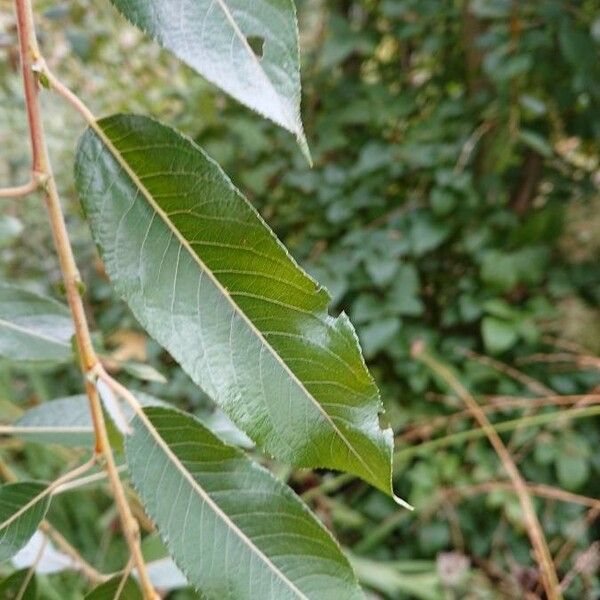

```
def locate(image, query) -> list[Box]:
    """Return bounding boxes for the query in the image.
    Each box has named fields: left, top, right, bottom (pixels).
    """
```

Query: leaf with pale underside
left=126, top=406, right=365, bottom=600
left=75, top=114, right=399, bottom=499
left=109, top=0, right=308, bottom=156
left=14, top=395, right=94, bottom=447
left=13, top=393, right=251, bottom=450
left=0, top=284, right=73, bottom=364
left=0, top=482, right=50, bottom=562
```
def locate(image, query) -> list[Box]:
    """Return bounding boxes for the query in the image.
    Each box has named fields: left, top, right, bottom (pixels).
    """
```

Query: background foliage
left=1, top=0, right=600, bottom=597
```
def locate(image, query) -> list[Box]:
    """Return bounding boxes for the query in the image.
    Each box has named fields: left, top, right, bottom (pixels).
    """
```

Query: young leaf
left=0, top=283, right=73, bottom=364
left=75, top=114, right=396, bottom=497
left=109, top=0, right=308, bottom=154
left=126, top=406, right=364, bottom=600
left=0, top=483, right=51, bottom=561
left=85, top=576, right=142, bottom=600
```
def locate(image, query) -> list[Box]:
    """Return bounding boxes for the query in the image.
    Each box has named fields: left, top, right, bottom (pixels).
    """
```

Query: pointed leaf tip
left=109, top=0, right=307, bottom=154
left=75, top=113, right=395, bottom=496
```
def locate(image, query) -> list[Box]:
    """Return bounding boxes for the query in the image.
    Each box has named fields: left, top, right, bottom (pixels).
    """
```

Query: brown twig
left=398, top=394, right=600, bottom=444
left=13, top=1, right=157, bottom=596
left=0, top=179, right=38, bottom=198
left=441, top=481, right=600, bottom=512
left=412, top=342, right=562, bottom=600
left=40, top=522, right=108, bottom=585
left=460, top=347, right=554, bottom=396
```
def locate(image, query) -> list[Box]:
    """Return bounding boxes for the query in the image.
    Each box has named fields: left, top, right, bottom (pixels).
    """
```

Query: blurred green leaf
left=126, top=407, right=365, bottom=599
left=0, top=284, right=73, bottom=364
left=0, top=483, right=50, bottom=561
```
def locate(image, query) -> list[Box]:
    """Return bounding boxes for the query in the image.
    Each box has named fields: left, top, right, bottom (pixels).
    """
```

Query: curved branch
left=13, top=1, right=157, bottom=596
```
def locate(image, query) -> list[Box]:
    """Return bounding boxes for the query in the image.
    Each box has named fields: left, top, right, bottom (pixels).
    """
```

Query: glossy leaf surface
left=109, top=0, right=307, bottom=151
left=0, top=284, right=73, bottom=363
left=0, top=483, right=50, bottom=561
left=126, top=407, right=364, bottom=600
left=75, top=114, right=395, bottom=495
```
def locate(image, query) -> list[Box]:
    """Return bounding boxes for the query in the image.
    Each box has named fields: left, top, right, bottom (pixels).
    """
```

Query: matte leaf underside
left=126, top=406, right=364, bottom=600
left=0, top=482, right=50, bottom=561
left=14, top=393, right=251, bottom=450
left=0, top=283, right=73, bottom=363
left=109, top=0, right=308, bottom=154
left=75, top=114, right=395, bottom=496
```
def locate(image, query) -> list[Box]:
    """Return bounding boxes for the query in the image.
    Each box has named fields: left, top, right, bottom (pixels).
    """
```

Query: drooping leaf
left=125, top=406, right=364, bottom=600
left=108, top=0, right=308, bottom=154
left=85, top=576, right=142, bottom=600
left=0, top=284, right=73, bottom=364
left=0, top=483, right=50, bottom=561
left=75, top=114, right=396, bottom=497
left=0, top=569, right=37, bottom=600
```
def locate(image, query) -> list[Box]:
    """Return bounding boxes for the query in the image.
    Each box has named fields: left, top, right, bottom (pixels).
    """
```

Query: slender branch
left=412, top=342, right=562, bottom=600
left=53, top=466, right=126, bottom=495
left=16, top=532, right=47, bottom=600
left=0, top=457, right=95, bottom=533
left=0, top=457, right=109, bottom=585
left=40, top=522, right=108, bottom=585
left=13, top=2, right=157, bottom=597
left=394, top=403, right=600, bottom=462
left=0, top=179, right=38, bottom=198
left=441, top=481, right=600, bottom=512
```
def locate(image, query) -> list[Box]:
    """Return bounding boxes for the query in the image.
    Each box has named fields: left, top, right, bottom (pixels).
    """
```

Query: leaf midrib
left=90, top=119, right=378, bottom=484
left=132, top=410, right=310, bottom=599
left=214, top=0, right=295, bottom=131
left=0, top=317, right=70, bottom=348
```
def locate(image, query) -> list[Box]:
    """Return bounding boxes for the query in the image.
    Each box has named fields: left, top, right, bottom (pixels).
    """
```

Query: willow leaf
left=0, top=483, right=50, bottom=561
left=75, top=114, right=397, bottom=497
left=109, top=0, right=307, bottom=154
left=0, top=283, right=73, bottom=364
left=126, top=406, right=364, bottom=600
left=14, top=395, right=93, bottom=447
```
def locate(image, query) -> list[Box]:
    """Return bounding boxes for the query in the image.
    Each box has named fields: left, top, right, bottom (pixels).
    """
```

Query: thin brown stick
left=412, top=342, right=562, bottom=600
left=0, top=179, right=38, bottom=198
left=13, top=2, right=157, bottom=596
left=460, top=347, right=554, bottom=396
left=0, top=458, right=108, bottom=585
left=40, top=522, right=108, bottom=585
left=441, top=481, right=600, bottom=512
left=398, top=394, right=600, bottom=443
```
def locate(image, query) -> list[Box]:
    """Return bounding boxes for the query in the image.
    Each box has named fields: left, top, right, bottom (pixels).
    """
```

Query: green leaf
left=13, top=393, right=166, bottom=448
left=0, top=482, right=50, bottom=561
left=0, top=569, right=37, bottom=600
left=0, top=283, right=73, bottom=364
left=125, top=406, right=364, bottom=600
left=14, top=395, right=93, bottom=447
left=75, top=114, right=396, bottom=498
left=85, top=576, right=142, bottom=600
left=108, top=0, right=308, bottom=155
left=481, top=317, right=518, bottom=354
